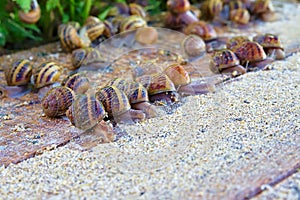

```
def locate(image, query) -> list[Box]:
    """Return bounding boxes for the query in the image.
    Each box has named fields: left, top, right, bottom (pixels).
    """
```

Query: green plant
left=0, top=0, right=42, bottom=47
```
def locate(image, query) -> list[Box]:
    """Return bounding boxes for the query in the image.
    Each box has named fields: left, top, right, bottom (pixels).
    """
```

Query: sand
left=1, top=1, right=300, bottom=199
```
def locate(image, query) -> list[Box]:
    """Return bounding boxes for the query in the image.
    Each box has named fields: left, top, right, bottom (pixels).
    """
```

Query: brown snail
left=164, top=10, right=199, bottom=30
left=2, top=59, right=33, bottom=98
left=135, top=73, right=179, bottom=105
left=229, top=8, right=250, bottom=25
left=61, top=73, right=90, bottom=94
left=251, top=0, right=276, bottom=22
left=181, top=34, right=206, bottom=61
left=129, top=3, right=147, bottom=18
left=234, top=41, right=274, bottom=71
left=58, top=23, right=91, bottom=51
left=135, top=26, right=158, bottom=45
left=200, top=0, right=223, bottom=21
left=83, top=16, right=105, bottom=41
left=106, top=78, right=159, bottom=118
left=42, top=86, right=75, bottom=118
left=18, top=0, right=41, bottom=24
left=253, top=33, right=285, bottom=60
left=71, top=47, right=106, bottom=70
left=119, top=15, right=148, bottom=33
left=32, top=61, right=62, bottom=89
left=226, top=35, right=251, bottom=52
left=95, top=86, right=146, bottom=123
left=167, top=0, right=191, bottom=14
left=183, top=21, right=217, bottom=42
left=209, top=49, right=246, bottom=77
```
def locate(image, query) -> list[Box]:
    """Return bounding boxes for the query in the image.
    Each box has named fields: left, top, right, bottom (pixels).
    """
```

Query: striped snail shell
left=83, top=16, right=105, bottom=41
left=5, top=59, right=32, bottom=86
left=18, top=0, right=41, bottom=24
left=42, top=86, right=75, bottom=118
left=32, top=62, right=62, bottom=89
left=62, top=73, right=90, bottom=94
left=227, top=36, right=251, bottom=52
left=95, top=86, right=146, bottom=123
left=66, top=93, right=106, bottom=130
left=129, top=3, right=147, bottom=18
left=229, top=8, right=250, bottom=25
left=103, top=20, right=115, bottom=38
left=120, top=15, right=147, bottom=33
left=183, top=21, right=217, bottom=41
left=71, top=47, right=102, bottom=70
left=58, top=23, right=91, bottom=51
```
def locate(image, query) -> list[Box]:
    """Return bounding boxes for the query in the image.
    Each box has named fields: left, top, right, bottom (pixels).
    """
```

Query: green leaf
left=13, top=0, right=32, bottom=12
left=6, top=18, right=41, bottom=41
left=98, top=6, right=112, bottom=21
left=46, top=0, right=60, bottom=12
left=0, top=25, right=8, bottom=46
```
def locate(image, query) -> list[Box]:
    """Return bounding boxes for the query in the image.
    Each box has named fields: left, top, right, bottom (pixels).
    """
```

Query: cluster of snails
left=209, top=33, right=285, bottom=77
left=40, top=60, right=217, bottom=132
left=58, top=2, right=149, bottom=52
left=0, top=59, right=63, bottom=99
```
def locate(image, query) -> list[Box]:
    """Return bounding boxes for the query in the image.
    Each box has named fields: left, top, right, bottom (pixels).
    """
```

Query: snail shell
left=164, top=63, right=191, bottom=87
left=96, top=85, right=146, bottom=123
left=66, top=93, right=106, bottom=130
left=200, top=0, right=223, bottom=20
left=32, top=62, right=62, bottom=89
left=95, top=86, right=131, bottom=118
left=83, top=16, right=105, bottom=41
left=181, top=34, right=206, bottom=60
left=227, top=36, right=251, bottom=52
left=18, top=0, right=41, bottom=24
left=71, top=47, right=102, bottom=70
left=42, top=86, right=75, bottom=118
left=136, top=73, right=179, bottom=104
left=167, top=0, right=191, bottom=14
left=183, top=21, right=217, bottom=41
left=252, top=0, right=274, bottom=14
left=120, top=15, right=147, bottom=33
left=129, top=3, right=147, bottom=18
left=253, top=33, right=285, bottom=60
left=62, top=73, right=90, bottom=94
left=135, top=27, right=158, bottom=45
left=234, top=41, right=267, bottom=63
left=103, top=20, right=115, bottom=38
left=164, top=10, right=199, bottom=30
left=229, top=8, right=250, bottom=25
left=58, top=23, right=91, bottom=51
left=5, top=59, right=32, bottom=86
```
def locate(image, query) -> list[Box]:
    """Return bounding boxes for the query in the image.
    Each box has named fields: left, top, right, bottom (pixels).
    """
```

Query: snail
left=129, top=3, right=147, bottom=18
left=251, top=0, right=276, bottom=22
left=233, top=41, right=274, bottom=71
left=183, top=21, right=217, bottom=42
left=58, top=23, right=91, bottom=51
left=163, top=63, right=218, bottom=96
left=135, top=26, right=158, bottom=45
left=209, top=49, right=246, bottom=77
left=181, top=34, right=206, bottom=61
left=2, top=59, right=33, bottom=98
left=253, top=33, right=285, bottom=60
left=229, top=8, right=251, bottom=25
left=83, top=16, right=105, bottom=41
left=135, top=73, right=180, bottom=105
left=32, top=61, right=62, bottom=89
left=167, top=0, right=191, bottom=14
left=164, top=10, right=199, bottom=30
left=95, top=86, right=146, bottom=123
left=42, top=86, right=75, bottom=118
left=107, top=3, right=130, bottom=18
left=226, top=35, right=251, bottom=52
left=119, top=15, right=148, bottom=33
left=61, top=73, right=90, bottom=94
left=200, top=0, right=224, bottom=21
left=66, top=93, right=114, bottom=143
left=18, top=0, right=41, bottom=24
left=71, top=47, right=106, bottom=70
left=106, top=78, right=159, bottom=118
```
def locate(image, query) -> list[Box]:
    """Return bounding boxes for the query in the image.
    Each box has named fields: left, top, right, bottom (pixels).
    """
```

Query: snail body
left=42, top=86, right=75, bottom=118
left=32, top=62, right=62, bottom=89
left=95, top=86, right=146, bottom=123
